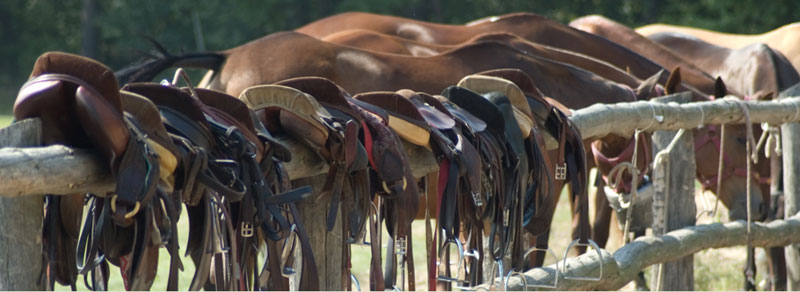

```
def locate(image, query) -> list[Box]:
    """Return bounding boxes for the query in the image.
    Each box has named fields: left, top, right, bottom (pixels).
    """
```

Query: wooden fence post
left=650, top=93, right=696, bottom=290
left=0, top=119, right=43, bottom=290
left=780, top=85, right=800, bottom=290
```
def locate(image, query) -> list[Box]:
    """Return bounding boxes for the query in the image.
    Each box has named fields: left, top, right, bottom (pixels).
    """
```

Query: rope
left=696, top=106, right=705, bottom=128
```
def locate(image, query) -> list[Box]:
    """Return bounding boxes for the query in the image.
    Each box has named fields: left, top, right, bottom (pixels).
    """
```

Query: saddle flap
left=120, top=90, right=180, bottom=187
left=441, top=86, right=505, bottom=134
left=396, top=89, right=455, bottom=130
left=354, top=91, right=431, bottom=147
left=239, top=84, right=331, bottom=149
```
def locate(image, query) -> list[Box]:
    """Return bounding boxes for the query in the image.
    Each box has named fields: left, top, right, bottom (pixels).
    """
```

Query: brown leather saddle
left=15, top=52, right=173, bottom=291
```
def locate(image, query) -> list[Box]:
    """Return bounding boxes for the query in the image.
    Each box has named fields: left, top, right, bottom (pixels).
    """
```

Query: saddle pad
left=457, top=74, right=534, bottom=138
left=239, top=84, right=331, bottom=148
left=353, top=91, right=431, bottom=147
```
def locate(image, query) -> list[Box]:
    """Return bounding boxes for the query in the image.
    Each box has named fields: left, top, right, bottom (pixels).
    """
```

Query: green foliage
left=1, top=0, right=798, bottom=111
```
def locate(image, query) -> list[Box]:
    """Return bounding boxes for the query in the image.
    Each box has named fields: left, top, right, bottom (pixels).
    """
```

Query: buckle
left=471, top=191, right=483, bottom=207
left=241, top=222, right=254, bottom=237
left=555, top=163, right=567, bottom=180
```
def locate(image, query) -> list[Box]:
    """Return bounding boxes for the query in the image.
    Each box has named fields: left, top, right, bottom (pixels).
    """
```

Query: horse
left=636, top=22, right=800, bottom=71
left=571, top=14, right=786, bottom=290
left=646, top=30, right=800, bottom=291
left=295, top=11, right=681, bottom=88
left=647, top=31, right=800, bottom=100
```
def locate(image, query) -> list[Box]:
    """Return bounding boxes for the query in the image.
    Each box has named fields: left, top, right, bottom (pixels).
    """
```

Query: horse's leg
left=567, top=183, right=588, bottom=255
left=592, top=172, right=612, bottom=249
left=745, top=247, right=757, bottom=291
left=768, top=246, right=787, bottom=291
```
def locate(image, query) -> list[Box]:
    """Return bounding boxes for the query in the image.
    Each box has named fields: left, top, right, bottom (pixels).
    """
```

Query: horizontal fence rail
left=493, top=213, right=800, bottom=291
left=1, top=95, right=798, bottom=197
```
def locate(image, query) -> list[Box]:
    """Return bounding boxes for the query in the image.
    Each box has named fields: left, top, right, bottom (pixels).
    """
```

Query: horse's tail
left=115, top=40, right=225, bottom=85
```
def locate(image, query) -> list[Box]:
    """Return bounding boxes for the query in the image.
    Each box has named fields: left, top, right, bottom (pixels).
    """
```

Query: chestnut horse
left=637, top=22, right=800, bottom=71
left=295, top=11, right=684, bottom=90
left=647, top=31, right=800, bottom=99
left=572, top=14, right=788, bottom=290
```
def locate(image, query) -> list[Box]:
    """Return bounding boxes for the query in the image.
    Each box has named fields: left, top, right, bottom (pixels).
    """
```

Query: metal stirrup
left=455, top=248, right=482, bottom=290
left=436, top=238, right=466, bottom=283
left=516, top=246, right=560, bottom=289
left=562, top=239, right=604, bottom=281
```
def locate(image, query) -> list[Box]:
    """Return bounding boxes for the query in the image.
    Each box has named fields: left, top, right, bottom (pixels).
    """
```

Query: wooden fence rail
left=3, top=95, right=800, bottom=198
left=493, top=213, right=800, bottom=291
left=3, top=94, right=800, bottom=289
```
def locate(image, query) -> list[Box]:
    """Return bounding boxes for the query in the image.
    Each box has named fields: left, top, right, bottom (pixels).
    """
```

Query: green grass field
left=0, top=112, right=754, bottom=291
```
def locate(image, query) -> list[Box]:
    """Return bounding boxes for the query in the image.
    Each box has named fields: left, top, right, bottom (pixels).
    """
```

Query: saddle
left=355, top=89, right=475, bottom=290
left=346, top=94, right=420, bottom=291
left=15, top=52, right=173, bottom=290
left=468, top=69, right=596, bottom=280
left=441, top=85, right=535, bottom=285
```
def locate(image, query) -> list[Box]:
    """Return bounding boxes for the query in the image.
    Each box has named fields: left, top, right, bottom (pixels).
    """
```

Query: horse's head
left=694, top=121, right=769, bottom=222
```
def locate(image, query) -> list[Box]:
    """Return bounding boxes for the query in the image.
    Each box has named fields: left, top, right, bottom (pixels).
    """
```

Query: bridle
left=694, top=124, right=769, bottom=191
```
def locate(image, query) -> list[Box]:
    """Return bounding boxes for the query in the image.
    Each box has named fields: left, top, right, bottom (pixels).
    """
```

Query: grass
left=0, top=112, right=755, bottom=291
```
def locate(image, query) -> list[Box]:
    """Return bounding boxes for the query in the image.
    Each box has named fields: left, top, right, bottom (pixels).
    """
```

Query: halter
left=694, top=124, right=769, bottom=190
left=591, top=131, right=651, bottom=193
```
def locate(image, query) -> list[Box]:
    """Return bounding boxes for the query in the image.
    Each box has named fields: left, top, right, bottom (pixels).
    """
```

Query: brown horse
left=311, top=21, right=765, bottom=236
left=296, top=11, right=679, bottom=87
left=647, top=31, right=800, bottom=291
left=569, top=15, right=768, bottom=216
left=647, top=31, right=800, bottom=99
left=323, top=29, right=642, bottom=88
left=636, top=22, right=800, bottom=71
left=572, top=14, right=782, bottom=290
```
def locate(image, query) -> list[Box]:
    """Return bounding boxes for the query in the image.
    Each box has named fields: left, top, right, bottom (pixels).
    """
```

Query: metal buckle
left=241, top=222, right=254, bottom=237
left=562, top=239, right=604, bottom=281
left=436, top=238, right=466, bottom=284
left=395, top=236, right=409, bottom=291
left=555, top=163, right=567, bottom=180
left=471, top=191, right=483, bottom=206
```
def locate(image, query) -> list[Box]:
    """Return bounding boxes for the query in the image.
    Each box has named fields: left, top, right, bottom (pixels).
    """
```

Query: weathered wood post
left=0, top=119, right=44, bottom=290
left=780, top=85, right=800, bottom=290
left=650, top=92, right=696, bottom=290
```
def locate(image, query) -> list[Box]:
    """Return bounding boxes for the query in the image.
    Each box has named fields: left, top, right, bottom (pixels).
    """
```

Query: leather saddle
left=468, top=69, right=589, bottom=240
left=15, top=52, right=171, bottom=290
left=441, top=85, right=534, bottom=278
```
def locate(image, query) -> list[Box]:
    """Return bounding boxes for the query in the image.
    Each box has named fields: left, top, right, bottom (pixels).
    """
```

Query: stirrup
left=350, top=273, right=361, bottom=292
left=509, top=247, right=560, bottom=290
left=487, top=259, right=505, bottom=290
left=355, top=202, right=379, bottom=247
left=436, top=238, right=466, bottom=284
left=454, top=248, right=482, bottom=290
left=280, top=224, right=299, bottom=278
left=561, top=239, right=604, bottom=281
